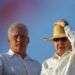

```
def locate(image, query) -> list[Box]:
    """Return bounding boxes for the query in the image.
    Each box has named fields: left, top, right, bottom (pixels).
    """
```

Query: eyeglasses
left=53, top=37, right=68, bottom=42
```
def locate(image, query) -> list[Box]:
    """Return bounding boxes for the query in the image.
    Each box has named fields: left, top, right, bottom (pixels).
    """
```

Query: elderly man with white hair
left=41, top=19, right=75, bottom=75
left=0, top=23, right=41, bottom=75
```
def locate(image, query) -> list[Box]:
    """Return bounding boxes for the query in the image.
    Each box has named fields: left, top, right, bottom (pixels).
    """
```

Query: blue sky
left=0, top=0, right=75, bottom=63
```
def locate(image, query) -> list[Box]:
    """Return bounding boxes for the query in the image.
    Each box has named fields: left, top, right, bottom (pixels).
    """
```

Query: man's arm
left=64, top=25, right=75, bottom=52
left=64, top=26, right=74, bottom=43
left=58, top=22, right=75, bottom=52
left=0, top=59, right=3, bottom=75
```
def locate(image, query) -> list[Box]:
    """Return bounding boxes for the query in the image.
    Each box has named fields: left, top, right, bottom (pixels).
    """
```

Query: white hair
left=8, top=22, right=28, bottom=37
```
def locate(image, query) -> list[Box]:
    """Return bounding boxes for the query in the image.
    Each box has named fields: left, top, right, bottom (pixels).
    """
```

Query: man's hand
left=54, top=21, right=68, bottom=27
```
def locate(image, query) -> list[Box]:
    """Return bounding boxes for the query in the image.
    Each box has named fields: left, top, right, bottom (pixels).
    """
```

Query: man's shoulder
left=0, top=52, right=11, bottom=62
left=25, top=56, right=41, bottom=67
left=43, top=57, right=54, bottom=65
left=25, top=56, right=41, bottom=71
left=29, top=58, right=41, bottom=65
left=0, top=53, right=7, bottom=58
left=31, top=59, right=41, bottom=69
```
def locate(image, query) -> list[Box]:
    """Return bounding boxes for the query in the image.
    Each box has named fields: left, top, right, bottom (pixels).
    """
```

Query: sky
left=0, top=0, right=75, bottom=63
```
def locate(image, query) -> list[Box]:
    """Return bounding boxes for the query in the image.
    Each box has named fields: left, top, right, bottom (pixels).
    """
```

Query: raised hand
left=54, top=20, right=68, bottom=27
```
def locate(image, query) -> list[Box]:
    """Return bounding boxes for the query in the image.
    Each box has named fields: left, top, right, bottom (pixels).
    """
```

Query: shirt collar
left=7, top=49, right=15, bottom=56
left=7, top=49, right=31, bottom=60
left=54, top=50, right=71, bottom=60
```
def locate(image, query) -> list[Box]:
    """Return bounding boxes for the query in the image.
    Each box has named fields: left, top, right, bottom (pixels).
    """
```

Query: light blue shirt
left=0, top=49, right=41, bottom=75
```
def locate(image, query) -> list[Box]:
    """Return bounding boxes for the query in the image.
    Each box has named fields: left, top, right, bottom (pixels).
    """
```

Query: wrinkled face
left=53, top=37, right=72, bottom=56
left=8, top=27, right=29, bottom=55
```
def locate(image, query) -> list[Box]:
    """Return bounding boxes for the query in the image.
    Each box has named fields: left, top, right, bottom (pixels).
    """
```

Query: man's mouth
left=16, top=44, right=21, bottom=46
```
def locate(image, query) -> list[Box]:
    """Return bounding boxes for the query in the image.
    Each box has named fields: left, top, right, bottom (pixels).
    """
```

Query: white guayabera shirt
left=40, top=25, right=75, bottom=75
left=0, top=49, right=41, bottom=75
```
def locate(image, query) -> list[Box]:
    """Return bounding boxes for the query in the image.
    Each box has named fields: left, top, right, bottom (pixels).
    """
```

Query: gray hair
left=8, top=22, right=28, bottom=37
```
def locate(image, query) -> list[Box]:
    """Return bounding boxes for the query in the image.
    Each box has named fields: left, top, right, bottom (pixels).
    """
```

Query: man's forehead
left=10, top=30, right=28, bottom=35
left=9, top=27, right=28, bottom=36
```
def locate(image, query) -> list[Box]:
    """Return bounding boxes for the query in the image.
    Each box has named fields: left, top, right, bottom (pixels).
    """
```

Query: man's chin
left=57, top=49, right=65, bottom=55
left=16, top=47, right=22, bottom=50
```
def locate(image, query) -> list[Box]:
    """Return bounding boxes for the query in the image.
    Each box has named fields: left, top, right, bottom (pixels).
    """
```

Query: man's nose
left=17, top=36, right=21, bottom=41
left=58, top=40, right=63, bottom=44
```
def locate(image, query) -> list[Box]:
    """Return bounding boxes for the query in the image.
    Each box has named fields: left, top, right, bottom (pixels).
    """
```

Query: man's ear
left=8, top=38, right=10, bottom=47
left=8, top=38, right=10, bottom=43
left=27, top=37, right=29, bottom=44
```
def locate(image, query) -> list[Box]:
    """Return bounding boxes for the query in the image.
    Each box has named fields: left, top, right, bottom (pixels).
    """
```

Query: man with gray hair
left=0, top=23, right=41, bottom=75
